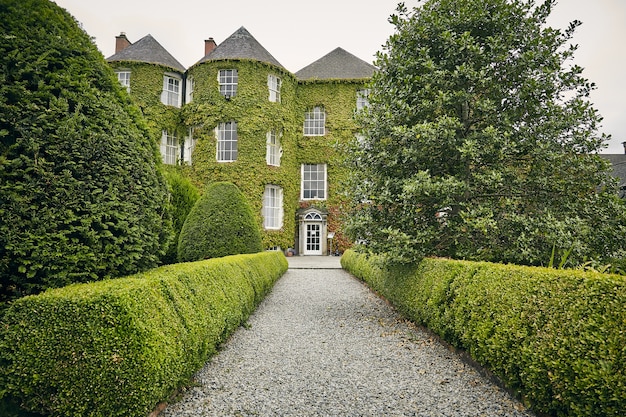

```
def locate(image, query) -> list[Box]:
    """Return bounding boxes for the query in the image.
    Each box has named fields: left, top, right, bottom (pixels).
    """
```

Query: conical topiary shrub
left=178, top=182, right=263, bottom=261
left=0, top=0, right=172, bottom=305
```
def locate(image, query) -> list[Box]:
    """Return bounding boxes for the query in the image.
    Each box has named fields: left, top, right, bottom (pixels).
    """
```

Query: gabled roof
left=195, top=27, right=284, bottom=69
left=295, top=47, right=377, bottom=81
left=106, top=34, right=185, bottom=73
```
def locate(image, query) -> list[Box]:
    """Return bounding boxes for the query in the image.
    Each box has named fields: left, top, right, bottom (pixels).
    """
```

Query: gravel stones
left=160, top=268, right=534, bottom=417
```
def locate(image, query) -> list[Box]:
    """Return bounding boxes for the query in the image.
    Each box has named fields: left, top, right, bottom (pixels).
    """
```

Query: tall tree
left=0, top=0, right=173, bottom=305
left=347, top=0, right=626, bottom=266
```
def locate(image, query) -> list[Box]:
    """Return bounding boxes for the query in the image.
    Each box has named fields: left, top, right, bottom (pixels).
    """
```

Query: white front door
left=303, top=222, right=323, bottom=255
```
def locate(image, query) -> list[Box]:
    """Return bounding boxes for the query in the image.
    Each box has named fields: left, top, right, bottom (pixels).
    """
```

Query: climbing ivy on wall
left=183, top=60, right=300, bottom=250
left=109, top=62, right=184, bottom=144
left=296, top=80, right=367, bottom=252
left=110, top=57, right=369, bottom=252
left=183, top=58, right=368, bottom=252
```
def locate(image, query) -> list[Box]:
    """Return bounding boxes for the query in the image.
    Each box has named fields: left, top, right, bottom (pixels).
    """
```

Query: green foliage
left=178, top=182, right=263, bottom=261
left=0, top=251, right=288, bottom=417
left=108, top=61, right=183, bottom=143
left=161, top=168, right=200, bottom=264
left=347, top=0, right=626, bottom=266
left=184, top=60, right=300, bottom=250
left=0, top=0, right=173, bottom=306
left=297, top=81, right=363, bottom=252
left=184, top=60, right=365, bottom=252
left=342, top=250, right=626, bottom=416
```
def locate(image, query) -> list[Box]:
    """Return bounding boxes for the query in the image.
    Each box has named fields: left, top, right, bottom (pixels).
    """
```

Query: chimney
left=115, top=32, right=131, bottom=53
left=204, top=37, right=217, bottom=56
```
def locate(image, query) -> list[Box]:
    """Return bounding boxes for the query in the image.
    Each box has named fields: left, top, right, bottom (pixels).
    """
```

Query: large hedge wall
left=0, top=251, right=287, bottom=417
left=0, top=0, right=172, bottom=306
left=341, top=250, right=626, bottom=417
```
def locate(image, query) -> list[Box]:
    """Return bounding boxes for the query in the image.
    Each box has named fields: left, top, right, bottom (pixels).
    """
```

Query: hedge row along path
left=160, top=256, right=534, bottom=416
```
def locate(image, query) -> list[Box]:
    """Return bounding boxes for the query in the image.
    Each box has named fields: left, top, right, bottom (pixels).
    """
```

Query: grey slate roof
left=195, top=27, right=283, bottom=69
left=106, top=34, right=185, bottom=73
left=295, top=47, right=377, bottom=81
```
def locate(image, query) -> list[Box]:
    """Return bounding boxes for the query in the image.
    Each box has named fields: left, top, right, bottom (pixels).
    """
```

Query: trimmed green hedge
left=0, top=251, right=287, bottom=417
left=341, top=250, right=626, bottom=417
left=0, top=0, right=173, bottom=305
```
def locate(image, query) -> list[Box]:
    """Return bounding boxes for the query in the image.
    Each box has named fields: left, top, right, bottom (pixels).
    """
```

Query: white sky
left=53, top=0, right=625, bottom=153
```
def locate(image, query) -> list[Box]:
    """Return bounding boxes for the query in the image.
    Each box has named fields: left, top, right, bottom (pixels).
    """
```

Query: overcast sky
left=53, top=0, right=625, bottom=153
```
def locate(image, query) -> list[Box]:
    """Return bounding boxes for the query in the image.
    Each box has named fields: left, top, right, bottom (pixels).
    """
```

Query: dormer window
left=161, top=74, right=181, bottom=107
left=218, top=69, right=238, bottom=98
left=268, top=74, right=281, bottom=102
left=116, top=70, right=130, bottom=93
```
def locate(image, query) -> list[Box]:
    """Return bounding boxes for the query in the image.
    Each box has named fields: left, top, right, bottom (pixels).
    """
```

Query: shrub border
left=1, top=251, right=287, bottom=417
left=341, top=250, right=626, bottom=417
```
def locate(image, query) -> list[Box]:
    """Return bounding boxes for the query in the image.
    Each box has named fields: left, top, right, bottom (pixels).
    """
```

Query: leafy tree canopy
left=0, top=0, right=173, bottom=305
left=178, top=182, right=263, bottom=262
left=347, top=0, right=626, bottom=266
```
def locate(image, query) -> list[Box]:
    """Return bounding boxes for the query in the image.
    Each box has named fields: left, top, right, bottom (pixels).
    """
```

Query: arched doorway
left=297, top=208, right=328, bottom=256
left=303, top=212, right=323, bottom=255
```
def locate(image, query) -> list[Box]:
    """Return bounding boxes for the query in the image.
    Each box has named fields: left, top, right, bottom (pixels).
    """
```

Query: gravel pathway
left=160, top=267, right=534, bottom=417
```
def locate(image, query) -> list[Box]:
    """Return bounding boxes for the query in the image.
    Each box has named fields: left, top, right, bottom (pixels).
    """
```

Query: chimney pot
left=115, top=32, right=131, bottom=53
left=204, top=37, right=217, bottom=56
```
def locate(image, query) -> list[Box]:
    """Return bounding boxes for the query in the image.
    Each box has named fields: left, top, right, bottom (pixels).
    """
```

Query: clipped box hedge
left=341, top=250, right=626, bottom=417
left=0, top=251, right=287, bottom=417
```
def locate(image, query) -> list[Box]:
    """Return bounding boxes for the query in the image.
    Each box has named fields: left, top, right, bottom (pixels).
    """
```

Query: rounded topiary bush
left=178, top=182, right=263, bottom=261
left=0, top=0, right=172, bottom=306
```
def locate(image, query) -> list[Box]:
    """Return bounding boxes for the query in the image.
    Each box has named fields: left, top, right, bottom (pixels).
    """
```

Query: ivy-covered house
left=107, top=27, right=376, bottom=255
left=107, top=33, right=189, bottom=162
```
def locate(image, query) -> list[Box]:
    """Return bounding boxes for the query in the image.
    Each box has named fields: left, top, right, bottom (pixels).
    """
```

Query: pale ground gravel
left=160, top=262, right=535, bottom=417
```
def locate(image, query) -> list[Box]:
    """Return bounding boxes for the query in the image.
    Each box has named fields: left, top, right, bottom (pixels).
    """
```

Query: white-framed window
left=301, top=164, right=327, bottom=200
left=183, top=128, right=196, bottom=165
left=161, top=74, right=181, bottom=107
left=185, top=77, right=194, bottom=104
left=216, top=121, right=237, bottom=162
left=160, top=130, right=179, bottom=165
left=263, top=185, right=284, bottom=230
left=266, top=130, right=282, bottom=166
left=357, top=89, right=370, bottom=110
left=304, top=106, right=325, bottom=136
left=218, top=69, right=238, bottom=98
left=116, top=70, right=130, bottom=93
left=268, top=74, right=281, bottom=102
